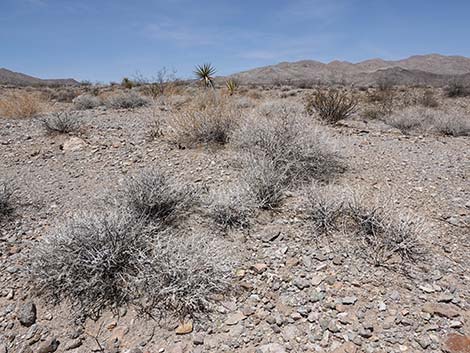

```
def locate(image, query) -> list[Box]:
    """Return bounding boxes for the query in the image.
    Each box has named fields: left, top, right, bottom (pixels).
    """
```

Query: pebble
left=342, top=296, right=358, bottom=305
left=17, top=302, right=37, bottom=327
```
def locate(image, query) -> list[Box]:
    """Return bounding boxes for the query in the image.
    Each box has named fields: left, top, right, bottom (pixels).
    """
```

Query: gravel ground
left=0, top=96, right=469, bottom=353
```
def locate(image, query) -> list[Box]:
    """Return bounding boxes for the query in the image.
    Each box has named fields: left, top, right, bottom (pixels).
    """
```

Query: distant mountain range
left=0, top=68, right=79, bottom=87
left=228, top=54, right=470, bottom=86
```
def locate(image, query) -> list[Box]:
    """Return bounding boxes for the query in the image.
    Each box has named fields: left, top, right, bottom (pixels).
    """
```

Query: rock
left=256, top=343, right=287, bottom=353
left=193, top=335, right=204, bottom=345
left=342, top=296, right=358, bottom=305
left=64, top=338, right=82, bottom=351
left=415, top=335, right=431, bottom=349
left=443, top=334, right=470, bottom=353
left=0, top=344, right=7, bottom=353
left=17, top=302, right=37, bottom=327
left=311, top=275, right=324, bottom=286
left=125, top=349, right=143, bottom=353
left=62, top=137, right=86, bottom=152
left=328, top=321, right=341, bottom=333
left=438, top=294, right=455, bottom=303
left=449, top=320, right=463, bottom=328
left=419, top=284, right=435, bottom=293
left=225, top=311, right=246, bottom=326
left=37, top=338, right=60, bottom=353
left=175, top=321, right=193, bottom=335
left=422, top=303, right=460, bottom=318
left=331, top=342, right=357, bottom=353
left=294, top=278, right=310, bottom=290
left=251, top=263, right=268, bottom=274
left=378, top=302, right=387, bottom=311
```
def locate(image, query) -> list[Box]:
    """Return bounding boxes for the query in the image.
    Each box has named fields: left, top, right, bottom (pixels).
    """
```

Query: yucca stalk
left=194, top=63, right=216, bottom=88
left=225, top=79, right=238, bottom=96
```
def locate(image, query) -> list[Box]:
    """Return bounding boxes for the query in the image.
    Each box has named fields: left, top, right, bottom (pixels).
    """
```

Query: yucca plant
left=225, top=79, right=238, bottom=96
left=194, top=63, right=216, bottom=88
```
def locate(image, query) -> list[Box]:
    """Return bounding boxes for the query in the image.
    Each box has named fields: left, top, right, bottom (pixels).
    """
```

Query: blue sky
left=1, top=0, right=470, bottom=82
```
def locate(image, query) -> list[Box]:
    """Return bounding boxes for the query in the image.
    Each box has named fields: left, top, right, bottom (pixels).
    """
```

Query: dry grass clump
left=73, top=94, right=101, bottom=110
left=30, top=210, right=146, bottom=319
left=386, top=106, right=470, bottom=136
left=167, top=92, right=241, bottom=146
left=40, top=112, right=81, bottom=134
left=135, top=231, right=235, bottom=317
left=348, top=199, right=425, bottom=266
left=123, top=169, right=198, bottom=224
left=104, top=91, right=150, bottom=109
left=207, top=184, right=254, bottom=229
left=306, top=89, right=358, bottom=123
left=30, top=209, right=235, bottom=320
left=0, top=91, right=45, bottom=118
left=0, top=180, right=13, bottom=219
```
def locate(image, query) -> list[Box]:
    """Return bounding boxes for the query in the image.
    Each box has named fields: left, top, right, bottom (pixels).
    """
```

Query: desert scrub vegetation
left=166, top=92, right=241, bottom=146
left=444, top=81, right=470, bottom=98
left=0, top=180, right=13, bottom=220
left=29, top=209, right=235, bottom=319
left=123, top=169, right=198, bottom=225
left=306, top=89, right=358, bottom=123
left=104, top=91, right=150, bottom=109
left=40, top=112, right=81, bottom=134
left=207, top=184, right=254, bottom=229
left=385, top=106, right=470, bottom=136
left=0, top=91, right=45, bottom=118
left=73, top=94, right=101, bottom=110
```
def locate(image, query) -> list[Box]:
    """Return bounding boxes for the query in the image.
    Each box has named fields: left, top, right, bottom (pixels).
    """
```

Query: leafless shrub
left=303, top=183, right=346, bottom=235
left=134, top=67, right=178, bottom=98
left=135, top=231, right=235, bottom=318
left=238, top=153, right=290, bottom=209
left=444, top=81, right=470, bottom=98
left=348, top=199, right=425, bottom=266
left=386, top=106, right=470, bottom=136
left=51, top=88, right=81, bottom=103
left=123, top=169, right=198, bottom=224
left=418, top=90, right=439, bottom=108
left=0, top=91, right=45, bottom=118
left=40, top=112, right=81, bottom=134
left=306, top=89, right=357, bottom=123
left=207, top=184, right=254, bottom=229
left=232, top=107, right=343, bottom=183
left=30, top=210, right=147, bottom=319
left=167, top=92, right=241, bottom=146
left=104, top=91, right=150, bottom=109
left=73, top=94, right=102, bottom=110
left=0, top=180, right=13, bottom=219
left=377, top=77, right=396, bottom=92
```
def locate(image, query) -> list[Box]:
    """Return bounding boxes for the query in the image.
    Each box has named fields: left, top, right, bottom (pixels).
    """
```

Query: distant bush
left=30, top=209, right=235, bottom=319
left=51, top=88, right=80, bottom=103
left=386, top=106, right=470, bottom=136
left=418, top=90, right=439, bottom=108
left=167, top=92, right=241, bottom=146
left=377, top=77, right=396, bottom=92
left=121, top=77, right=136, bottom=89
left=123, top=169, right=198, bottom=225
left=40, top=112, right=81, bottom=134
left=104, top=91, right=150, bottom=109
left=0, top=91, right=45, bottom=118
left=73, top=94, right=101, bottom=110
left=0, top=180, right=13, bottom=219
left=444, top=81, right=470, bottom=98
left=306, top=89, right=358, bottom=123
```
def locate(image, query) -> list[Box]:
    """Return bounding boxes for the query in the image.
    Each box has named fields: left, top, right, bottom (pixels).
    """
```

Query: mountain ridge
left=0, top=68, right=79, bottom=87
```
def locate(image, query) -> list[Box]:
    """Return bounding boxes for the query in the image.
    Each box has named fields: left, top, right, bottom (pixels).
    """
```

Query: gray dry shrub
left=207, top=184, right=254, bottom=229
left=105, top=91, right=150, bottom=109
left=30, top=210, right=235, bottom=319
left=306, top=89, right=358, bottom=123
left=168, top=92, right=241, bottom=146
left=0, top=180, right=13, bottom=218
left=123, top=169, right=198, bottom=224
left=348, top=198, right=425, bottom=266
left=41, top=112, right=81, bottom=134
left=73, top=94, right=101, bottom=110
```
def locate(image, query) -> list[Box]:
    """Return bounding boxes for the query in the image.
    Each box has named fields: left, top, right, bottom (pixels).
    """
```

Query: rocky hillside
left=229, top=54, right=470, bottom=86
left=0, top=68, right=79, bottom=87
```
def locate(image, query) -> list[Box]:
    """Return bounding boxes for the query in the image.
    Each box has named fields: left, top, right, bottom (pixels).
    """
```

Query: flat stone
left=251, top=263, right=268, bottom=274
left=62, top=137, right=86, bottom=152
left=256, top=343, right=286, bottom=353
left=342, top=296, right=358, bottom=305
left=225, top=311, right=246, bottom=326
left=64, top=338, right=82, bottom=351
left=331, top=342, right=357, bottom=353
left=422, top=303, right=460, bottom=318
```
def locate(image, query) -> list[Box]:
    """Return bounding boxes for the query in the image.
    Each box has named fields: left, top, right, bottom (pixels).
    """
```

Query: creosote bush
left=41, top=112, right=81, bottom=134
left=167, top=92, right=241, bottom=146
left=104, top=91, right=150, bottom=109
left=306, top=89, right=358, bottom=123
left=124, top=169, right=198, bottom=224
left=73, top=94, right=102, bottom=110
left=0, top=91, right=45, bottom=118
left=444, top=81, right=470, bottom=98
